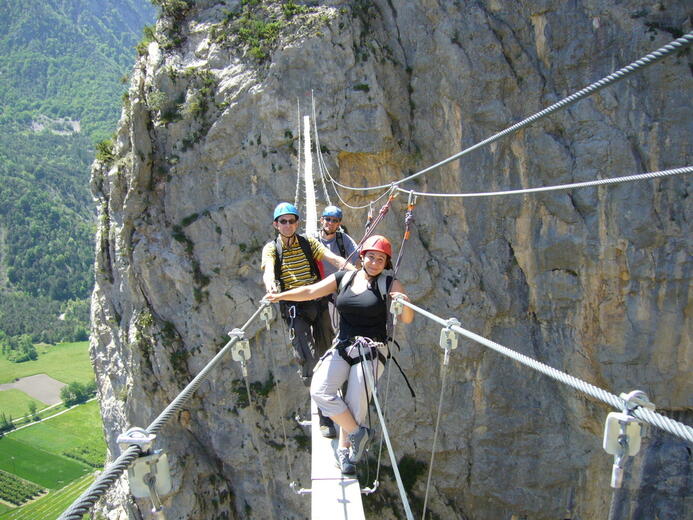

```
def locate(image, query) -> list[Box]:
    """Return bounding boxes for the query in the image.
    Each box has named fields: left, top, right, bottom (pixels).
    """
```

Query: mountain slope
left=0, top=0, right=155, bottom=341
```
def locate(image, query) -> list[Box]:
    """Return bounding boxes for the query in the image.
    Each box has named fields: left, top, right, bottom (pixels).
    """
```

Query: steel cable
left=335, top=32, right=693, bottom=193
left=395, top=166, right=692, bottom=198
left=59, top=302, right=270, bottom=519
left=397, top=299, right=693, bottom=445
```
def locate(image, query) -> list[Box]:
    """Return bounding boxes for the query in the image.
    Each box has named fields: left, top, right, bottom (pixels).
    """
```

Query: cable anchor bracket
left=602, top=390, right=655, bottom=488
left=117, top=428, right=172, bottom=515
left=229, top=328, right=251, bottom=377
left=390, top=296, right=404, bottom=318
left=439, top=318, right=460, bottom=365
left=260, top=303, right=274, bottom=331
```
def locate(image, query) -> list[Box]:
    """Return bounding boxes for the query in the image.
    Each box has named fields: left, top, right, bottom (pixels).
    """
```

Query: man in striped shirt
left=262, top=203, right=351, bottom=437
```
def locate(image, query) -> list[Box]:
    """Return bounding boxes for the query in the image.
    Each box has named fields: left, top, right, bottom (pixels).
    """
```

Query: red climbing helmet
left=360, top=235, right=393, bottom=269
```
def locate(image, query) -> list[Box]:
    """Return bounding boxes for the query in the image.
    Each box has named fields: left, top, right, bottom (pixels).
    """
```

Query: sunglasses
left=323, top=217, right=341, bottom=223
left=277, top=218, right=297, bottom=225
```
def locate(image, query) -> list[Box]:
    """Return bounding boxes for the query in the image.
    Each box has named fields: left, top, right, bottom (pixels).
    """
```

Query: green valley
left=0, top=0, right=155, bottom=349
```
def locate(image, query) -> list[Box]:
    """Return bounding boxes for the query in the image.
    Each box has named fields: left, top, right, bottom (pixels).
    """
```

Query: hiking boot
left=337, top=448, right=356, bottom=475
left=320, top=422, right=337, bottom=438
left=319, top=414, right=336, bottom=438
left=348, top=426, right=369, bottom=463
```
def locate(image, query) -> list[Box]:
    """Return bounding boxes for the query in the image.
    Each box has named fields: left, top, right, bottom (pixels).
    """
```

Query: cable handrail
left=332, top=32, right=693, bottom=193
left=394, top=166, right=693, bottom=198
left=357, top=340, right=415, bottom=520
left=395, top=298, right=693, bottom=444
left=58, top=302, right=270, bottom=520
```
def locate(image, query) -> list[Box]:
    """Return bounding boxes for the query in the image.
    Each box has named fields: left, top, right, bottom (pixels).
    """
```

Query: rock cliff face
left=90, top=1, right=691, bottom=519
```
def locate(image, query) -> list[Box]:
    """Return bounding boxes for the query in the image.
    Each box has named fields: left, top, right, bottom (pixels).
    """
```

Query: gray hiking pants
left=311, top=339, right=388, bottom=426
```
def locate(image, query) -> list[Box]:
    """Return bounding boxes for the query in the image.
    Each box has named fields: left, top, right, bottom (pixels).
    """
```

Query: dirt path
left=0, top=374, right=66, bottom=405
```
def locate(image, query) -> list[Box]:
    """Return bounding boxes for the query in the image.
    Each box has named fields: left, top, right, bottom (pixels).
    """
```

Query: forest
left=0, top=0, right=155, bottom=357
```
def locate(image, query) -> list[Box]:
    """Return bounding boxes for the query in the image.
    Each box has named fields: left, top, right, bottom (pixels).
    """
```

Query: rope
left=396, top=299, right=693, bottom=444
left=58, top=303, right=270, bottom=520
left=421, top=350, right=450, bottom=520
left=268, top=315, right=295, bottom=483
left=340, top=187, right=398, bottom=267
left=356, top=340, right=415, bottom=520
left=395, top=166, right=692, bottom=198
left=334, top=32, right=693, bottom=193
left=311, top=92, right=332, bottom=206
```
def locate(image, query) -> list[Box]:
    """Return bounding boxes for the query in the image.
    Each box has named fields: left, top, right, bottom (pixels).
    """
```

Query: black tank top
left=334, top=270, right=389, bottom=343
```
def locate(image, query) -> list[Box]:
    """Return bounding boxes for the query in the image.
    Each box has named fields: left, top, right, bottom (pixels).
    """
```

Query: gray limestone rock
left=90, top=1, right=692, bottom=519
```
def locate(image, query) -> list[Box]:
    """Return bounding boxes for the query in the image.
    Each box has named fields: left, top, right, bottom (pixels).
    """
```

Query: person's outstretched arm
left=265, top=275, right=338, bottom=303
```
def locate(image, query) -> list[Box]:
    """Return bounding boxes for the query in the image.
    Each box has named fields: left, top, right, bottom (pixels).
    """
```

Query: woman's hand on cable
left=389, top=291, right=409, bottom=302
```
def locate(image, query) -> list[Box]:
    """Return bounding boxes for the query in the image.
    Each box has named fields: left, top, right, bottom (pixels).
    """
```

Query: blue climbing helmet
left=273, top=202, right=299, bottom=221
left=321, top=205, right=343, bottom=219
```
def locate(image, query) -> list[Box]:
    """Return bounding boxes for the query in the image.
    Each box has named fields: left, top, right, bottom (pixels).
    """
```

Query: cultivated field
left=0, top=341, right=94, bottom=385
left=0, top=389, right=44, bottom=418
left=0, top=473, right=95, bottom=520
left=0, top=341, right=106, bottom=518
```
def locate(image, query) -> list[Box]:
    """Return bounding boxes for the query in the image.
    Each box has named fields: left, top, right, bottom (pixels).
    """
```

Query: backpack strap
left=273, top=236, right=284, bottom=291
left=335, top=231, right=347, bottom=258
left=273, top=234, right=321, bottom=291
left=376, top=275, right=393, bottom=302
left=296, top=235, right=321, bottom=280
left=338, top=269, right=357, bottom=295
left=338, top=271, right=392, bottom=301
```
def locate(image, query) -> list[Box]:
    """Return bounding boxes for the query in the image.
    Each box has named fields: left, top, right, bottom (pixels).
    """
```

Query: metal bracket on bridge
left=290, top=481, right=312, bottom=495
left=390, top=297, right=404, bottom=318
left=260, top=303, right=274, bottom=331
left=439, top=318, right=460, bottom=365
left=603, top=390, right=655, bottom=488
left=117, top=427, right=172, bottom=515
left=229, top=328, right=251, bottom=377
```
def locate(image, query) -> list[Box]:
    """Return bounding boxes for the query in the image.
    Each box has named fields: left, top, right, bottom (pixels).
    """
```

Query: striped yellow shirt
left=261, top=236, right=326, bottom=290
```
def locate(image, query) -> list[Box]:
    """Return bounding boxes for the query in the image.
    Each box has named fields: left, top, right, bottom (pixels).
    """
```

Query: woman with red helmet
left=265, top=234, right=413, bottom=474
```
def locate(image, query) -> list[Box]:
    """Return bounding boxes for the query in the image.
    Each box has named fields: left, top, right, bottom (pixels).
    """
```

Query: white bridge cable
left=395, top=166, right=693, bottom=198
left=395, top=298, right=693, bottom=445
left=357, top=341, right=415, bottom=520
left=332, top=32, right=693, bottom=193
left=58, top=302, right=271, bottom=520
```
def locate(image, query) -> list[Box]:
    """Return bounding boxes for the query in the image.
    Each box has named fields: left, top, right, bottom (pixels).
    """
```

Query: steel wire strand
left=421, top=355, right=449, bottom=520
left=59, top=302, right=270, bottom=520
left=335, top=32, right=693, bottom=193
left=395, top=166, right=692, bottom=198
left=311, top=94, right=332, bottom=206
left=397, top=299, right=693, bottom=444
left=357, top=341, right=415, bottom=520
